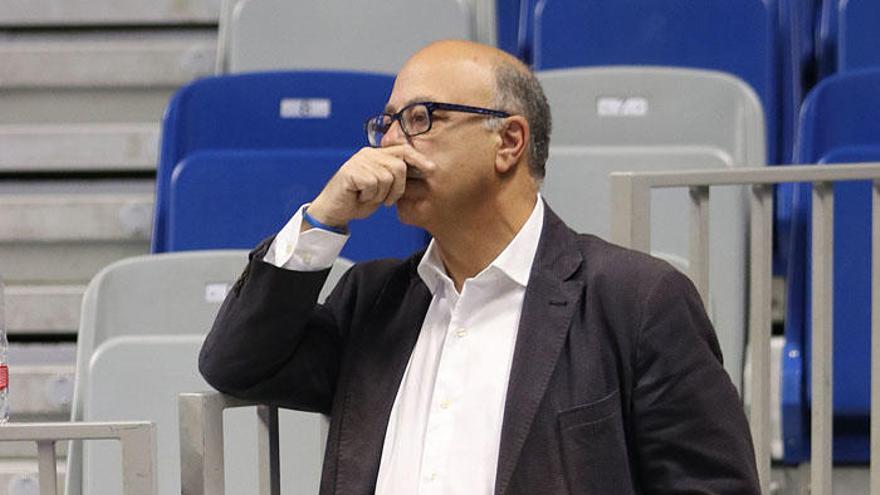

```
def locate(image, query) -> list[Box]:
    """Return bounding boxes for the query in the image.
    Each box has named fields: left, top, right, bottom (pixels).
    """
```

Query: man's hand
left=306, top=145, right=435, bottom=229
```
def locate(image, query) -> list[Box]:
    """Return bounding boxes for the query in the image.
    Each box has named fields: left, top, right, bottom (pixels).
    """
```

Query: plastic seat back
left=154, top=71, right=396, bottom=252
left=223, top=0, right=473, bottom=74
left=532, top=0, right=777, bottom=162
left=83, top=336, right=327, bottom=495
left=539, top=67, right=766, bottom=392
left=839, top=0, right=880, bottom=71
left=65, top=250, right=248, bottom=494
left=168, top=150, right=427, bottom=260
left=66, top=251, right=354, bottom=494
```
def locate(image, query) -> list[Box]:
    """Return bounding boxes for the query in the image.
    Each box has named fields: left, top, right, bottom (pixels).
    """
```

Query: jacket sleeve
left=632, top=268, right=761, bottom=494
left=198, top=237, right=363, bottom=414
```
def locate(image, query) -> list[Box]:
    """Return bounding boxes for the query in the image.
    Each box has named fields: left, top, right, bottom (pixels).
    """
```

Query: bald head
left=397, top=40, right=552, bottom=180
left=404, top=39, right=529, bottom=75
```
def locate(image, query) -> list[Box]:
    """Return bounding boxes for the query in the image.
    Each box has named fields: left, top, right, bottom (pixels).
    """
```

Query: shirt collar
left=417, top=195, right=545, bottom=294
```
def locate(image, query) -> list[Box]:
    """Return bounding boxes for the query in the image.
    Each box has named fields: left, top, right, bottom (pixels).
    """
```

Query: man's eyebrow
left=384, top=96, right=433, bottom=114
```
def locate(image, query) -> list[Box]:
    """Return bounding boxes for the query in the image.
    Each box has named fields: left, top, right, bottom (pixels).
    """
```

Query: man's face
left=381, top=51, right=501, bottom=231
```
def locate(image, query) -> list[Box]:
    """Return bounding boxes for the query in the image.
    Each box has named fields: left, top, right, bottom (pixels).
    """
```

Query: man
left=200, top=40, right=760, bottom=494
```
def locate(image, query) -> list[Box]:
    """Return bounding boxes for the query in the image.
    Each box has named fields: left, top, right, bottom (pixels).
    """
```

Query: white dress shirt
left=265, top=198, right=545, bottom=494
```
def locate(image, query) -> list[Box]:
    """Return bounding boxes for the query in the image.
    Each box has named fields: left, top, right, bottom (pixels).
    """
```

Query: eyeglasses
left=364, top=101, right=510, bottom=147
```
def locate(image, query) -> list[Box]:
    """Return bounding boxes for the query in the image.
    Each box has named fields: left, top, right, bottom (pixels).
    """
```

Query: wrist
left=305, top=199, right=349, bottom=227
left=303, top=206, right=348, bottom=234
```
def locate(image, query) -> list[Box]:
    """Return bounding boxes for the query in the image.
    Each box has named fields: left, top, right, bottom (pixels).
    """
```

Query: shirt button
left=456, top=328, right=468, bottom=338
left=284, top=243, right=294, bottom=256
left=301, top=252, right=314, bottom=265
left=440, top=399, right=450, bottom=409
left=429, top=472, right=438, bottom=481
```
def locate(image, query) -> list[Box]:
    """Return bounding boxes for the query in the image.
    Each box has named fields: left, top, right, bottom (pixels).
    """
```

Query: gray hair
left=487, top=62, right=552, bottom=180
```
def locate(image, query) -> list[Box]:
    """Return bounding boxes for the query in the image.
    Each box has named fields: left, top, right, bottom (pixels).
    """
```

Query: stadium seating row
left=151, top=68, right=880, bottom=469
left=64, top=67, right=879, bottom=490
left=152, top=65, right=763, bottom=401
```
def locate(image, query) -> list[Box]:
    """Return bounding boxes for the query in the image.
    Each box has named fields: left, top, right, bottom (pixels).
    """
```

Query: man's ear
left=495, top=115, right=529, bottom=175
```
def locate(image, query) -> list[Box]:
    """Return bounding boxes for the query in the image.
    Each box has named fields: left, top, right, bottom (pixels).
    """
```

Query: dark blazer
left=200, top=205, right=760, bottom=494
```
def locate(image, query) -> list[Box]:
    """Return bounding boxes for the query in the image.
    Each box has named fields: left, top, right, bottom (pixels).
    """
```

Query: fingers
left=383, top=145, right=436, bottom=179
left=312, top=144, right=432, bottom=225
left=348, top=149, right=405, bottom=206
left=380, top=154, right=407, bottom=206
left=351, top=145, right=429, bottom=206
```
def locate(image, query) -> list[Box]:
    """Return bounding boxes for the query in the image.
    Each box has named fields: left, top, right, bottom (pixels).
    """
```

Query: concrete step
left=5, top=286, right=84, bottom=334
left=0, top=123, right=159, bottom=172
left=0, top=30, right=216, bottom=89
left=0, top=179, right=153, bottom=286
left=0, top=193, right=153, bottom=242
left=8, top=364, right=75, bottom=418
left=1, top=0, right=220, bottom=27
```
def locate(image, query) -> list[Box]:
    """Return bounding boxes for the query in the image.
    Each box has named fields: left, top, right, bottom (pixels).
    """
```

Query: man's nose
left=380, top=119, right=406, bottom=147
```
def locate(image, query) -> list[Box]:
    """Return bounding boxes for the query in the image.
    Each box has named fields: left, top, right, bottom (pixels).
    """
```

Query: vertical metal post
left=37, top=440, right=57, bottom=495
left=688, top=186, right=711, bottom=308
left=179, top=393, right=227, bottom=495
left=119, top=423, right=158, bottom=495
left=871, top=181, right=880, bottom=494
left=609, top=173, right=651, bottom=252
left=811, top=182, right=835, bottom=495
left=257, top=405, right=280, bottom=495
left=748, top=184, right=773, bottom=494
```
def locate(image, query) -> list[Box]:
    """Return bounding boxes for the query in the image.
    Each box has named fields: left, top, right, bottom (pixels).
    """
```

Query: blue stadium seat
left=168, top=150, right=425, bottom=260
left=775, top=0, right=819, bottom=275
left=495, top=0, right=522, bottom=56
left=782, top=69, right=880, bottom=463
left=531, top=0, right=778, bottom=163
left=815, top=0, right=838, bottom=78
left=154, top=71, right=428, bottom=260
left=778, top=0, right=818, bottom=165
left=838, top=0, right=880, bottom=71
left=496, top=0, right=538, bottom=62
left=817, top=0, right=880, bottom=76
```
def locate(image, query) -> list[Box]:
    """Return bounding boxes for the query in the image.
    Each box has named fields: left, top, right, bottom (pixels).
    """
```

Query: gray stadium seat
left=65, top=251, right=353, bottom=495
left=538, top=67, right=767, bottom=392
left=220, top=0, right=474, bottom=74
left=81, top=336, right=326, bottom=495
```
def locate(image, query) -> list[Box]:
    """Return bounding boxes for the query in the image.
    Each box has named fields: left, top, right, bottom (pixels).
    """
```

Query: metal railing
left=609, top=163, right=880, bottom=495
left=0, top=421, right=156, bottom=495
left=178, top=392, right=281, bottom=495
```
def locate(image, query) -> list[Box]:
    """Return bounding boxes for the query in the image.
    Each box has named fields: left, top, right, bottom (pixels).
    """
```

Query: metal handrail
left=610, top=162, right=880, bottom=495
left=0, top=421, right=156, bottom=495
left=178, top=392, right=280, bottom=495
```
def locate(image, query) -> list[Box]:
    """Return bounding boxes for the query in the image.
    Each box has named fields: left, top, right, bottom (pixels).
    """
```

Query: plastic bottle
left=0, top=277, right=8, bottom=423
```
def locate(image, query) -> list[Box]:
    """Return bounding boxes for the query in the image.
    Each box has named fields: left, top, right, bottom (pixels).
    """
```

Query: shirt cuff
left=263, top=204, right=349, bottom=271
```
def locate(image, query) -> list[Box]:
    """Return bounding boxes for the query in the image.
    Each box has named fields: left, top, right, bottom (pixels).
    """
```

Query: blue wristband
left=303, top=208, right=348, bottom=235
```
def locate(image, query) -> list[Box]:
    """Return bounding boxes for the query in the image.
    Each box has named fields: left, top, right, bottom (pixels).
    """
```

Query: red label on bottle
left=0, top=365, right=8, bottom=390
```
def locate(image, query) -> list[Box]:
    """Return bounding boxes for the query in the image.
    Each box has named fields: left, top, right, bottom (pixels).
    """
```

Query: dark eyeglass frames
left=364, top=101, right=510, bottom=147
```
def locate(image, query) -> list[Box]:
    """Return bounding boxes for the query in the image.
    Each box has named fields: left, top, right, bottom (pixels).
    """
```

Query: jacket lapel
left=494, top=206, right=585, bottom=495
left=334, top=262, right=432, bottom=494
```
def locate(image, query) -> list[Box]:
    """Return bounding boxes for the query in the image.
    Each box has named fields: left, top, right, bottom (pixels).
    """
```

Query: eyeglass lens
left=367, top=104, right=432, bottom=147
